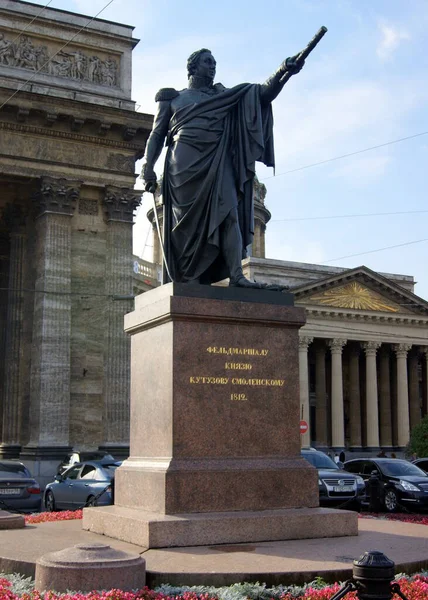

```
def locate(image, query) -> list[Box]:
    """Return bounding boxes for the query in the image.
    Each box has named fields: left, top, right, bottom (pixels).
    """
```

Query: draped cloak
left=162, top=83, right=275, bottom=284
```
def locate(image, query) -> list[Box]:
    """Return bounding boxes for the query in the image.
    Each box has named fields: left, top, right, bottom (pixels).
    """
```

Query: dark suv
left=301, top=448, right=366, bottom=509
left=344, top=458, right=428, bottom=512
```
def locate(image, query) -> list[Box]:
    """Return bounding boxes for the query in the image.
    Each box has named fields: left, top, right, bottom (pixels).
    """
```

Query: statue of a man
left=142, top=49, right=304, bottom=287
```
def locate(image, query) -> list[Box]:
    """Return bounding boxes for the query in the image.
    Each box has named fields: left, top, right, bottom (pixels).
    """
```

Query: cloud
left=376, top=23, right=410, bottom=61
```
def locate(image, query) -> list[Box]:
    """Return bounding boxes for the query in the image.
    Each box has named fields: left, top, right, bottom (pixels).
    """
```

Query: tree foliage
left=408, top=415, right=428, bottom=458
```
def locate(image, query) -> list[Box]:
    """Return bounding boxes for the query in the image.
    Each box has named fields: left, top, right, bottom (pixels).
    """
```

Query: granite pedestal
left=83, top=284, right=357, bottom=547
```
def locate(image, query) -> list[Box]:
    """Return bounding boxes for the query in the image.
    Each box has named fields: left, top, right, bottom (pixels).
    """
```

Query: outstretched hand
left=285, top=54, right=305, bottom=74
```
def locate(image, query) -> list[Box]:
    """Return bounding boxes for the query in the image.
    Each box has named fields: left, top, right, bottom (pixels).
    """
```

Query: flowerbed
left=24, top=510, right=83, bottom=525
left=361, top=512, right=428, bottom=526
left=2, top=574, right=428, bottom=600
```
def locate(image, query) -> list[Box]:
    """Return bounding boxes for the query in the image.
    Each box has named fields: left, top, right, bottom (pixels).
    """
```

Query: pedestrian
left=334, top=452, right=340, bottom=464
left=339, top=450, right=345, bottom=463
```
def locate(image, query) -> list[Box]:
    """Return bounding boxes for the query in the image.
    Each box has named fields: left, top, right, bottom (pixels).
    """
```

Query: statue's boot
left=229, top=275, right=266, bottom=289
left=221, top=209, right=266, bottom=289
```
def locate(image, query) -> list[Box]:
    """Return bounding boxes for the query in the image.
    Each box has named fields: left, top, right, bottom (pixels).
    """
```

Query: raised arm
left=141, top=98, right=172, bottom=192
left=260, top=56, right=303, bottom=105
left=260, top=27, right=328, bottom=104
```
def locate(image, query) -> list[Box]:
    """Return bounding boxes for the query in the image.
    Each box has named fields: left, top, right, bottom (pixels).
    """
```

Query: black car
left=0, top=460, right=42, bottom=513
left=344, top=458, right=428, bottom=512
left=412, top=458, right=428, bottom=474
left=57, top=451, right=115, bottom=475
left=301, top=449, right=366, bottom=508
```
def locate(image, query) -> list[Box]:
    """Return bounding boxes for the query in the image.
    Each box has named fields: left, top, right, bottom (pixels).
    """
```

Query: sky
left=21, top=0, right=428, bottom=299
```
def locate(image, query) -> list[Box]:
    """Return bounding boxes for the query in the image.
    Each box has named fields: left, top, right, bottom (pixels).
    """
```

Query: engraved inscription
left=225, top=362, right=252, bottom=370
left=207, top=346, right=268, bottom=356
left=190, top=344, right=284, bottom=402
left=189, top=377, right=229, bottom=385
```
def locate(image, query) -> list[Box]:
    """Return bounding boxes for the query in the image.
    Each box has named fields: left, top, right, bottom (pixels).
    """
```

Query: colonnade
left=299, top=336, right=427, bottom=451
left=0, top=176, right=140, bottom=462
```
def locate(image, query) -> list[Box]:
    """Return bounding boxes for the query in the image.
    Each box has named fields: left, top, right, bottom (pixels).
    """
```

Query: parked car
left=344, top=458, right=428, bottom=512
left=57, top=451, right=115, bottom=475
left=301, top=448, right=366, bottom=508
left=45, top=460, right=121, bottom=511
left=412, top=458, right=428, bottom=474
left=0, top=460, right=42, bottom=513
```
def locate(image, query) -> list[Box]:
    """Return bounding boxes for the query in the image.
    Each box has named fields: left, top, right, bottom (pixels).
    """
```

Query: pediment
left=293, top=266, right=428, bottom=316
left=303, top=281, right=401, bottom=312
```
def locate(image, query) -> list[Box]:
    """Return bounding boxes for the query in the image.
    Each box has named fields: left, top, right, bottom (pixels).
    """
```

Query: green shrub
left=407, top=415, right=428, bottom=458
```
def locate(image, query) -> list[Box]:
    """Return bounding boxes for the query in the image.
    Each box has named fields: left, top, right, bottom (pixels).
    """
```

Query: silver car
left=44, top=460, right=121, bottom=511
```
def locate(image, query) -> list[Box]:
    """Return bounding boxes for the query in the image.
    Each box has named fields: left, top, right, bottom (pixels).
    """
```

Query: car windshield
left=380, top=461, right=427, bottom=477
left=302, top=452, right=338, bottom=469
left=0, top=463, right=30, bottom=478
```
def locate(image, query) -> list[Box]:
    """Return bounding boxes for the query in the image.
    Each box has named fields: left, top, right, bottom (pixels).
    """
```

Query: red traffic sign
left=300, top=420, right=309, bottom=434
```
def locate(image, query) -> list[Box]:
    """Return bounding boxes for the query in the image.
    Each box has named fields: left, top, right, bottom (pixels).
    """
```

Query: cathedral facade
left=0, top=0, right=151, bottom=485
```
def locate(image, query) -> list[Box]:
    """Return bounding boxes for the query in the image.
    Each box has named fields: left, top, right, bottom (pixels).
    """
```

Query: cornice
left=0, top=87, right=153, bottom=125
left=0, top=121, right=144, bottom=151
left=303, top=305, right=428, bottom=328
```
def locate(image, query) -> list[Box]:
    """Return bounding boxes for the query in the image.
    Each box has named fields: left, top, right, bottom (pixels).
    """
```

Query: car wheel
left=384, top=488, right=398, bottom=512
left=45, top=490, right=56, bottom=512
left=86, top=495, right=98, bottom=507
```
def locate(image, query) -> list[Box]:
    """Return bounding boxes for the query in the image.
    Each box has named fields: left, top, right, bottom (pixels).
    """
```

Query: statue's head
left=187, top=49, right=216, bottom=81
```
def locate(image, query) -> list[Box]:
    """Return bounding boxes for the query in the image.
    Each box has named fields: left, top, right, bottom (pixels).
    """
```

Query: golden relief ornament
left=307, top=282, right=399, bottom=312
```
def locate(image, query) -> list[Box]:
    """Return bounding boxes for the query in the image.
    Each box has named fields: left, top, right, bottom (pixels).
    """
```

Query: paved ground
left=1, top=516, right=428, bottom=587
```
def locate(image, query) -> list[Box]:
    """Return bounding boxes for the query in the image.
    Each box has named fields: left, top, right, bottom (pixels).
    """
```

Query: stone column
left=0, top=205, right=27, bottom=458
left=408, top=350, right=421, bottom=429
left=422, top=348, right=428, bottom=418
left=0, top=232, right=8, bottom=438
left=23, top=177, right=80, bottom=474
left=362, top=341, right=381, bottom=450
left=328, top=339, right=347, bottom=449
left=314, top=342, right=328, bottom=447
left=298, top=336, right=313, bottom=448
left=348, top=346, right=362, bottom=449
left=102, top=187, right=141, bottom=458
left=393, top=343, right=412, bottom=448
left=379, top=346, right=393, bottom=448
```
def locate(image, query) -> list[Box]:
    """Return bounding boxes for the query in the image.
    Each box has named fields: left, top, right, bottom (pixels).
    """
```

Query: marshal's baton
left=279, top=25, right=328, bottom=85
left=147, top=189, right=174, bottom=283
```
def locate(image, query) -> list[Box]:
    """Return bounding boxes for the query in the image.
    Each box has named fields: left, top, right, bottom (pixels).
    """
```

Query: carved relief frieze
left=307, top=282, right=400, bottom=313
left=0, top=31, right=119, bottom=87
left=78, top=198, right=98, bottom=216
left=107, top=153, right=135, bottom=173
left=103, top=187, right=142, bottom=223
left=33, top=177, right=81, bottom=217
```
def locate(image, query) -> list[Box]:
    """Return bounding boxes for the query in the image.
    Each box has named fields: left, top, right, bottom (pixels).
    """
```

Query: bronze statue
left=142, top=28, right=327, bottom=288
